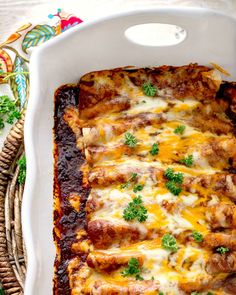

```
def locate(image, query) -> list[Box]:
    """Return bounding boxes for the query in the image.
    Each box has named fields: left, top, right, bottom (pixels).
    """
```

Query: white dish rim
left=22, top=6, right=236, bottom=294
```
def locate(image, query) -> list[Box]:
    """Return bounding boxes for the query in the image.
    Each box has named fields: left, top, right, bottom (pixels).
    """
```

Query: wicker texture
left=0, top=116, right=26, bottom=294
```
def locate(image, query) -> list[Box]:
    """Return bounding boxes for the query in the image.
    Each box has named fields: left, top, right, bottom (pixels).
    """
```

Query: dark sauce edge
left=53, top=84, right=90, bottom=295
left=52, top=80, right=236, bottom=294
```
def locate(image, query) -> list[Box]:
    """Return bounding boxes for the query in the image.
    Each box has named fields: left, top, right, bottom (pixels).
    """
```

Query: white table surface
left=0, top=0, right=235, bottom=148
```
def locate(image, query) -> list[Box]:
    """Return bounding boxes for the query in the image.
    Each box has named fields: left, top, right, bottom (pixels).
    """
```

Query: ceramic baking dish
left=22, top=7, right=236, bottom=295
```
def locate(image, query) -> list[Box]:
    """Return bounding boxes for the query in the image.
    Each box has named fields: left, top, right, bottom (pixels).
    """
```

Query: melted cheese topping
left=65, top=68, right=234, bottom=295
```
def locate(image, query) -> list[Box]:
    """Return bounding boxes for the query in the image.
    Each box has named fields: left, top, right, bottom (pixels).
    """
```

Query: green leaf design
left=22, top=25, right=55, bottom=53
left=10, top=56, right=29, bottom=107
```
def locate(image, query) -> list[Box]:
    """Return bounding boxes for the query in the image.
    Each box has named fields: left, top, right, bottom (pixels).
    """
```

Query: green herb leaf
left=216, top=247, right=229, bottom=255
left=162, top=233, right=178, bottom=252
left=166, top=181, right=182, bottom=196
left=135, top=274, right=144, bottom=280
left=159, top=292, right=164, bottom=295
left=124, top=132, right=137, bottom=148
left=207, top=292, right=214, bottom=295
left=142, top=82, right=157, bottom=97
left=164, top=167, right=175, bottom=180
left=0, top=118, right=4, bottom=129
left=120, top=183, right=128, bottom=189
left=180, top=155, right=194, bottom=167
left=123, top=195, right=148, bottom=222
left=174, top=125, right=185, bottom=135
left=120, top=173, right=138, bottom=189
left=133, top=184, right=144, bottom=193
left=130, top=173, right=138, bottom=180
left=7, top=110, right=21, bottom=124
left=164, top=168, right=183, bottom=195
left=164, top=168, right=183, bottom=184
left=0, top=95, right=21, bottom=130
left=121, top=258, right=143, bottom=280
left=17, top=155, right=26, bottom=184
left=150, top=143, right=159, bottom=156
left=192, top=231, right=203, bottom=243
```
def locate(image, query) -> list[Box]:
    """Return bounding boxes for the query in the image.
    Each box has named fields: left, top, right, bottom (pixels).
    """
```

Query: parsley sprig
left=162, top=233, right=178, bottom=252
left=174, top=125, right=185, bottom=135
left=180, top=155, right=194, bottom=167
left=124, top=132, right=137, bottom=148
left=165, top=181, right=182, bottom=196
left=216, top=247, right=229, bottom=255
left=123, top=195, right=148, bottom=222
left=150, top=143, right=159, bottom=156
left=0, top=95, right=21, bottom=130
left=164, top=168, right=183, bottom=183
left=121, top=258, right=144, bottom=280
left=142, top=82, right=157, bottom=97
left=192, top=231, right=203, bottom=243
left=120, top=173, right=138, bottom=189
left=17, top=155, right=26, bottom=184
left=164, top=168, right=183, bottom=196
left=133, top=184, right=144, bottom=193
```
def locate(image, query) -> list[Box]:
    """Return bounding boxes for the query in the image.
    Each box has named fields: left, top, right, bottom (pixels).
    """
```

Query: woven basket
left=0, top=115, right=26, bottom=295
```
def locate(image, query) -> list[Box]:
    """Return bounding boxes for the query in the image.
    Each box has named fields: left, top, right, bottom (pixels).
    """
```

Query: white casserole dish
left=23, top=7, right=236, bottom=295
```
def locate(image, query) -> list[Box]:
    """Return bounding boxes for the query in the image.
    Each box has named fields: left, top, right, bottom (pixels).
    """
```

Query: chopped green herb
left=123, top=195, right=148, bottom=222
left=159, top=292, right=164, bottom=295
left=216, top=247, right=229, bottom=255
left=174, top=125, right=185, bottom=135
left=135, top=274, right=144, bottom=281
left=166, top=181, right=182, bottom=196
left=121, top=258, right=143, bottom=280
left=192, top=230, right=203, bottom=243
left=164, top=167, right=174, bottom=180
left=133, top=184, right=144, bottom=193
left=0, top=95, right=21, bottom=130
left=150, top=143, right=159, bottom=156
left=131, top=173, right=138, bottom=180
left=162, top=233, right=178, bottom=252
left=151, top=276, right=155, bottom=281
left=164, top=168, right=183, bottom=196
left=124, top=132, right=137, bottom=148
left=6, top=110, right=21, bottom=124
left=120, top=183, right=128, bottom=189
left=180, top=155, right=194, bottom=167
left=142, top=82, right=157, bottom=97
left=120, top=173, right=138, bottom=189
left=0, top=118, right=4, bottom=129
left=164, top=168, right=183, bottom=184
left=207, top=292, right=214, bottom=295
left=142, top=100, right=146, bottom=103
left=17, top=155, right=26, bottom=184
